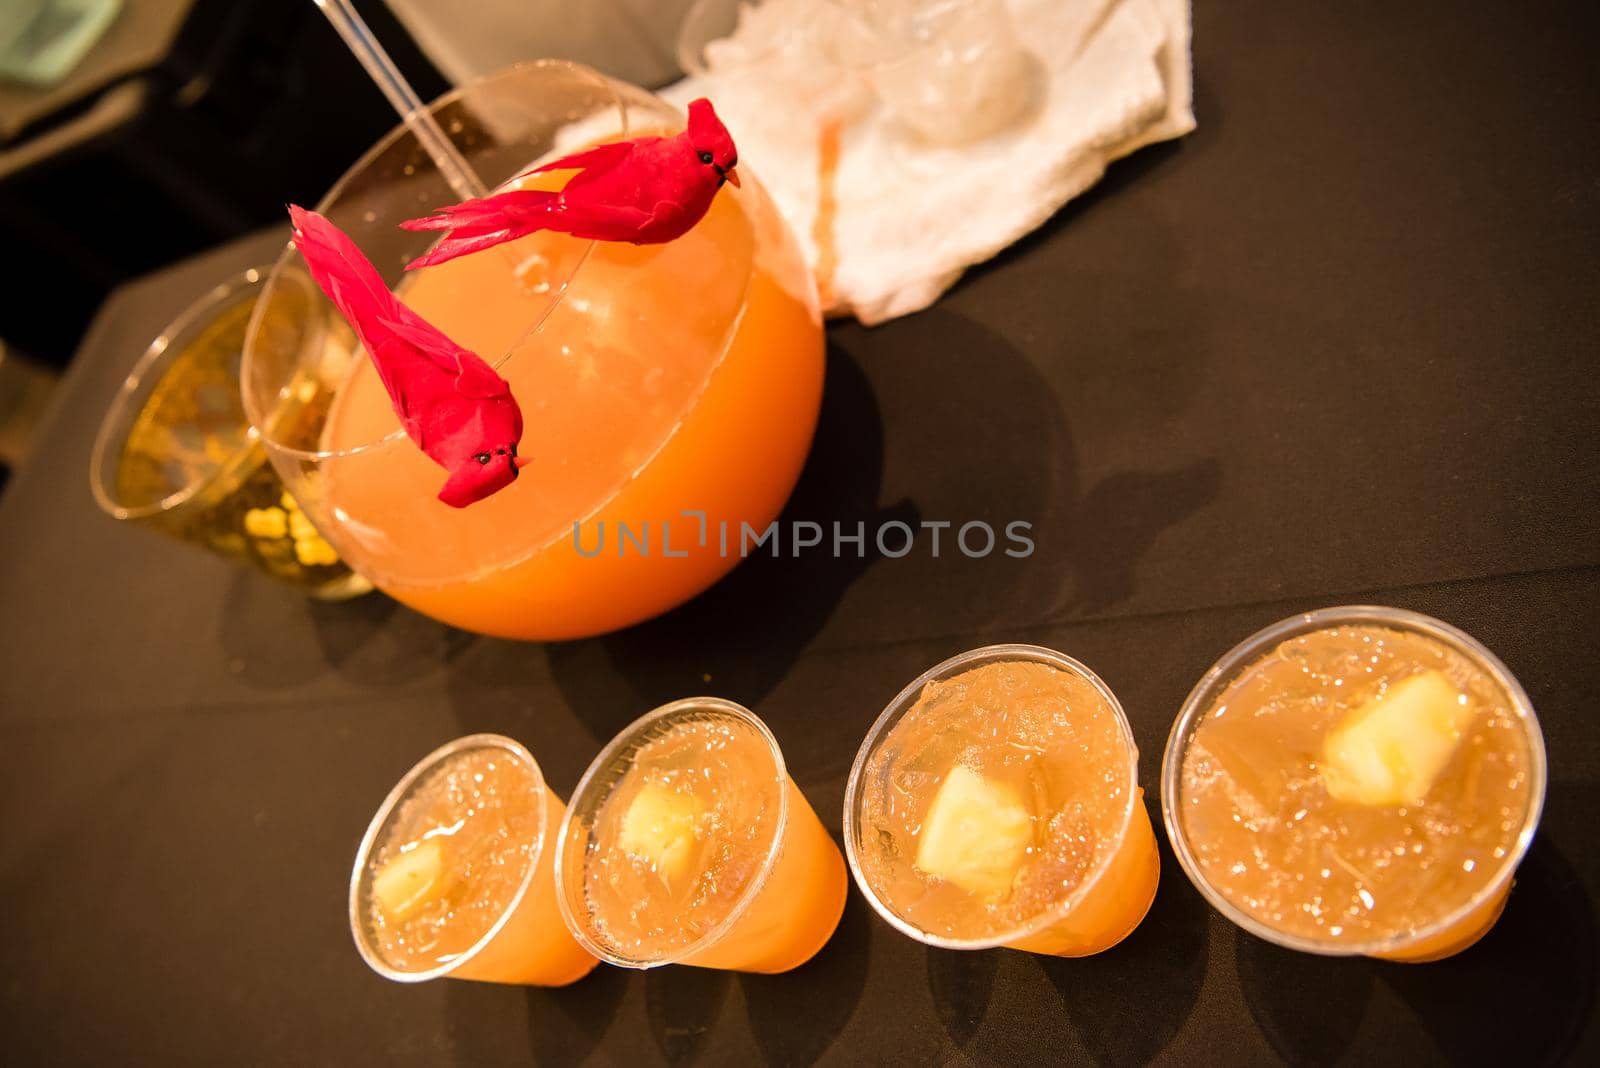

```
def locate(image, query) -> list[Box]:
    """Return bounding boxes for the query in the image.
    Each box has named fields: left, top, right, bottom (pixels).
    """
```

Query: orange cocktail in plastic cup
left=1162, top=606, right=1547, bottom=963
left=844, top=644, right=1159, bottom=956
left=555, top=698, right=847, bottom=973
left=350, top=734, right=598, bottom=985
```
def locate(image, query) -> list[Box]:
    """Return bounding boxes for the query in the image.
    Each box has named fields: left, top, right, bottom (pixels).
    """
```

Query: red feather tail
left=398, top=190, right=562, bottom=269
left=287, top=205, right=407, bottom=350
left=288, top=206, right=434, bottom=406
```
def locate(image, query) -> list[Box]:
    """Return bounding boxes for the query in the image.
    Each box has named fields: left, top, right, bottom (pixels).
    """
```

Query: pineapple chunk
left=372, top=838, right=452, bottom=923
left=617, top=784, right=704, bottom=886
left=914, top=765, right=1033, bottom=901
left=1322, top=670, right=1477, bottom=806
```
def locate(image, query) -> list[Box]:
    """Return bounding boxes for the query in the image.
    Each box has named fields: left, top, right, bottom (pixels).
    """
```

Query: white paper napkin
left=663, top=0, right=1194, bottom=325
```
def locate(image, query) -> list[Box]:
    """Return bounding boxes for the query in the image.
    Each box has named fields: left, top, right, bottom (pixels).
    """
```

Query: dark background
left=2, top=1, right=1598, bottom=1064
left=0, top=0, right=447, bottom=368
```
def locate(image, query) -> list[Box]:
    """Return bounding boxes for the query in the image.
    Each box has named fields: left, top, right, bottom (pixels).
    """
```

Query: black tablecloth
left=3, top=3, right=1597, bottom=1064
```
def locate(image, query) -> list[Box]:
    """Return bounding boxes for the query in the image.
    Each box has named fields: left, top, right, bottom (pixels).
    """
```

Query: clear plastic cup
left=843, top=643, right=1160, bottom=956
left=555, top=697, right=848, bottom=972
left=1161, top=606, right=1548, bottom=962
left=89, top=266, right=369, bottom=600
left=349, top=734, right=599, bottom=985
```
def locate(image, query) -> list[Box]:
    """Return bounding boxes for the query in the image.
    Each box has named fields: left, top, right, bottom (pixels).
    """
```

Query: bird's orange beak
left=513, top=455, right=531, bottom=470
left=725, top=167, right=741, bottom=188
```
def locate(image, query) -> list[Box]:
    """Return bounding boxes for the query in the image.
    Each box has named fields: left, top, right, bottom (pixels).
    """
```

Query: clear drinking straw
left=311, top=0, right=488, bottom=201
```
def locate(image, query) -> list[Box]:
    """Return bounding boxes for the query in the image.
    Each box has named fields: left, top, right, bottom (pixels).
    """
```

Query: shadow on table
left=1011, top=213, right=1220, bottom=621
left=542, top=340, right=912, bottom=741
left=814, top=306, right=1075, bottom=636
left=1047, top=457, right=1221, bottom=616
left=741, top=884, right=874, bottom=1065
left=929, top=194, right=1222, bottom=627
left=519, top=961, right=631, bottom=1063
left=926, top=945, right=1002, bottom=1048
left=1034, top=815, right=1209, bottom=1064
left=646, top=965, right=733, bottom=1064
left=1381, top=837, right=1594, bottom=1063
left=1237, top=836, right=1595, bottom=1064
left=215, top=569, right=470, bottom=690
left=307, top=591, right=474, bottom=686
left=967, top=138, right=1188, bottom=287
left=1235, top=938, right=1377, bottom=1064
left=517, top=957, right=739, bottom=1066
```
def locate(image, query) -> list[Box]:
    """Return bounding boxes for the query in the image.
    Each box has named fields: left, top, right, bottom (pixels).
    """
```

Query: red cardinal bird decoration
left=287, top=205, right=527, bottom=509
left=398, top=98, right=740, bottom=270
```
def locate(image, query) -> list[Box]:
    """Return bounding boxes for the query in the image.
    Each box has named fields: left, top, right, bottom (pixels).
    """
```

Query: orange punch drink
left=243, top=61, right=823, bottom=640
left=844, top=645, right=1159, bottom=956
left=1162, top=606, right=1547, bottom=962
left=555, top=698, right=847, bottom=972
left=350, top=735, right=599, bottom=985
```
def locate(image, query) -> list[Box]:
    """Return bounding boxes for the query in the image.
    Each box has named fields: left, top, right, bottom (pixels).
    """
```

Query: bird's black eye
left=474, top=452, right=491, bottom=465
left=698, top=150, right=713, bottom=165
